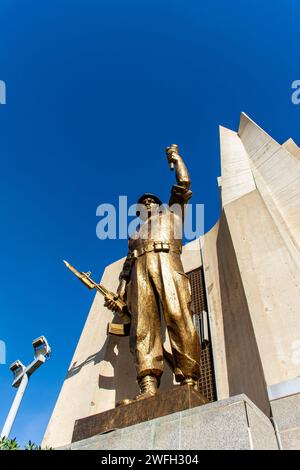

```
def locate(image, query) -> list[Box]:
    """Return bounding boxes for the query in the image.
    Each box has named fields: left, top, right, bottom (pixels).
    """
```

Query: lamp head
left=10, top=360, right=25, bottom=382
left=32, top=336, right=51, bottom=360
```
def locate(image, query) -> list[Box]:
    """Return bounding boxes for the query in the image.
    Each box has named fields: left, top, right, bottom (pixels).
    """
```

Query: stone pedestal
left=271, top=392, right=300, bottom=450
left=72, top=384, right=207, bottom=443
left=67, top=394, right=279, bottom=450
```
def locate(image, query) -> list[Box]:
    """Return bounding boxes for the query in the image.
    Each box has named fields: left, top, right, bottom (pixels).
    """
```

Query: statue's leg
left=129, top=255, right=164, bottom=386
left=150, top=252, right=201, bottom=384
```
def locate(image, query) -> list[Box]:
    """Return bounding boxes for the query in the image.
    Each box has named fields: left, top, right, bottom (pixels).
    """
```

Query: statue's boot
left=180, top=377, right=199, bottom=390
left=136, top=374, right=158, bottom=400
left=116, top=375, right=158, bottom=406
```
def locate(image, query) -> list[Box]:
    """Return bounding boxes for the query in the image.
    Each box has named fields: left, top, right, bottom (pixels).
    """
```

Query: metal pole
left=1, top=373, right=29, bottom=439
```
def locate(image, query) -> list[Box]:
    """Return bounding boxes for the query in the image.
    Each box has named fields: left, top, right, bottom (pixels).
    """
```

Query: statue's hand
left=166, top=145, right=181, bottom=170
left=167, top=151, right=180, bottom=165
left=104, top=295, right=120, bottom=312
left=105, top=279, right=127, bottom=311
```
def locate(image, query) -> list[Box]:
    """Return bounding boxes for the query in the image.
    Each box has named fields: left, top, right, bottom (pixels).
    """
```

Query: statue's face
left=138, top=197, right=160, bottom=221
left=143, top=197, right=158, bottom=212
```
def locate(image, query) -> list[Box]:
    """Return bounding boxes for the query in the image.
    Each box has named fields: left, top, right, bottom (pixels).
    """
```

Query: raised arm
left=166, top=144, right=192, bottom=207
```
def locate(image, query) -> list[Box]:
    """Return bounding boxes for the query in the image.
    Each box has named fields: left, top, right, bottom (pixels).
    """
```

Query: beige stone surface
left=207, top=113, right=300, bottom=408
left=238, top=112, right=271, bottom=156
left=282, top=138, right=300, bottom=160
left=219, top=125, right=255, bottom=207
left=181, top=238, right=202, bottom=272
left=202, top=222, right=229, bottom=400
left=223, top=189, right=300, bottom=387
left=215, top=205, right=271, bottom=416
left=271, top=393, right=300, bottom=449
left=238, top=113, right=300, bottom=258
left=42, top=257, right=126, bottom=448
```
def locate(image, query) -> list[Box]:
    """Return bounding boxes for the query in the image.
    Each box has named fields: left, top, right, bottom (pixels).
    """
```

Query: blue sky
left=0, top=0, right=299, bottom=446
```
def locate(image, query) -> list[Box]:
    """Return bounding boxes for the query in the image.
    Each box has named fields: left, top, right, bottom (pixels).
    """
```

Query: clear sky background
left=0, top=0, right=299, bottom=446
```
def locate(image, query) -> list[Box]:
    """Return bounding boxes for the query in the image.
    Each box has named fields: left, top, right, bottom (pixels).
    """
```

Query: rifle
left=64, top=261, right=176, bottom=373
left=63, top=260, right=131, bottom=336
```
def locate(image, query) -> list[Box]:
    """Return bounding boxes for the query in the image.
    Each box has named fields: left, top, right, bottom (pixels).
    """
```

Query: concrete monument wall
left=201, top=113, right=300, bottom=419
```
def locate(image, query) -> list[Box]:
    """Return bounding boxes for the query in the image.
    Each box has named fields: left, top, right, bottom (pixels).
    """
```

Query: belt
left=130, top=241, right=181, bottom=259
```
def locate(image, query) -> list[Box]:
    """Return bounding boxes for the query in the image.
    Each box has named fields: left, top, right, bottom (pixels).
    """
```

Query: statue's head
left=136, top=193, right=162, bottom=220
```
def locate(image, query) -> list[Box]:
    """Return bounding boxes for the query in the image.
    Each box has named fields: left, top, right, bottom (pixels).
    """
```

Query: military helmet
left=137, top=193, right=162, bottom=206
left=136, top=193, right=162, bottom=217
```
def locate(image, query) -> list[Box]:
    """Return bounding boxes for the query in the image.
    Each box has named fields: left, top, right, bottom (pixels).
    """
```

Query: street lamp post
left=1, top=336, right=51, bottom=439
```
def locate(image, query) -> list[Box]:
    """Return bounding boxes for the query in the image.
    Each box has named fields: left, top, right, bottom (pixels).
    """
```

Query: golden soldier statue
left=105, top=145, right=201, bottom=402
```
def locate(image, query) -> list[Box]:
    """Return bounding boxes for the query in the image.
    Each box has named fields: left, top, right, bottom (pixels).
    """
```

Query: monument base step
left=72, top=384, right=207, bottom=443
left=68, top=394, right=279, bottom=450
